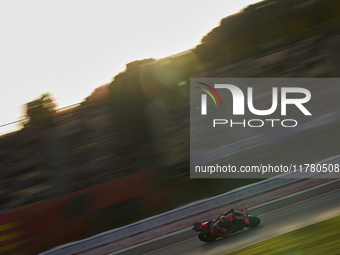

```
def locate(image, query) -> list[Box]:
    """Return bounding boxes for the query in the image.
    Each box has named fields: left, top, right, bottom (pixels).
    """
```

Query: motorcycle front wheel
left=245, top=215, right=261, bottom=228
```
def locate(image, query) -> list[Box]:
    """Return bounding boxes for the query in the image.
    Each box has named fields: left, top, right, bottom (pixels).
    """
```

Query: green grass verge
left=226, top=215, right=340, bottom=255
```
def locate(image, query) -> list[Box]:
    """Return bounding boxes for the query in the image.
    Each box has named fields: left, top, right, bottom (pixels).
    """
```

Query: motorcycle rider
left=209, top=215, right=231, bottom=237
left=224, top=208, right=248, bottom=231
left=210, top=208, right=248, bottom=237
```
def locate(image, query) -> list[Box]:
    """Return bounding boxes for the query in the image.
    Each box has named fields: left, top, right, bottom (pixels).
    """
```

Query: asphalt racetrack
left=119, top=186, right=340, bottom=255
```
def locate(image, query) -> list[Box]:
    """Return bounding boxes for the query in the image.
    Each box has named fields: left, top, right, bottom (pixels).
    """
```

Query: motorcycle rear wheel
left=198, top=232, right=217, bottom=242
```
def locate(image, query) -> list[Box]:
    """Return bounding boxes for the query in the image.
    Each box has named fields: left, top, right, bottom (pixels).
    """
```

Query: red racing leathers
left=210, top=208, right=249, bottom=237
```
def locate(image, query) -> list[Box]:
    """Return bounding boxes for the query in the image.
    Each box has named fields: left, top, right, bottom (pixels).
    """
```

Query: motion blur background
left=1, top=0, right=340, bottom=254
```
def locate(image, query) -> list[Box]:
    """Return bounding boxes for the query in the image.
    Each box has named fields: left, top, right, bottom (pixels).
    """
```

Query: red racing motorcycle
left=192, top=208, right=260, bottom=242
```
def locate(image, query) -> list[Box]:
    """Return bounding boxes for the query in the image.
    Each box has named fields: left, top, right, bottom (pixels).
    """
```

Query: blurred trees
left=22, top=93, right=56, bottom=127
left=108, top=59, right=155, bottom=149
left=18, top=0, right=340, bottom=147
left=107, top=53, right=200, bottom=148
left=193, top=0, right=340, bottom=67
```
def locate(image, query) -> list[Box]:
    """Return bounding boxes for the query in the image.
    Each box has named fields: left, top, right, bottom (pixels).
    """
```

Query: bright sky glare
left=0, top=0, right=260, bottom=134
